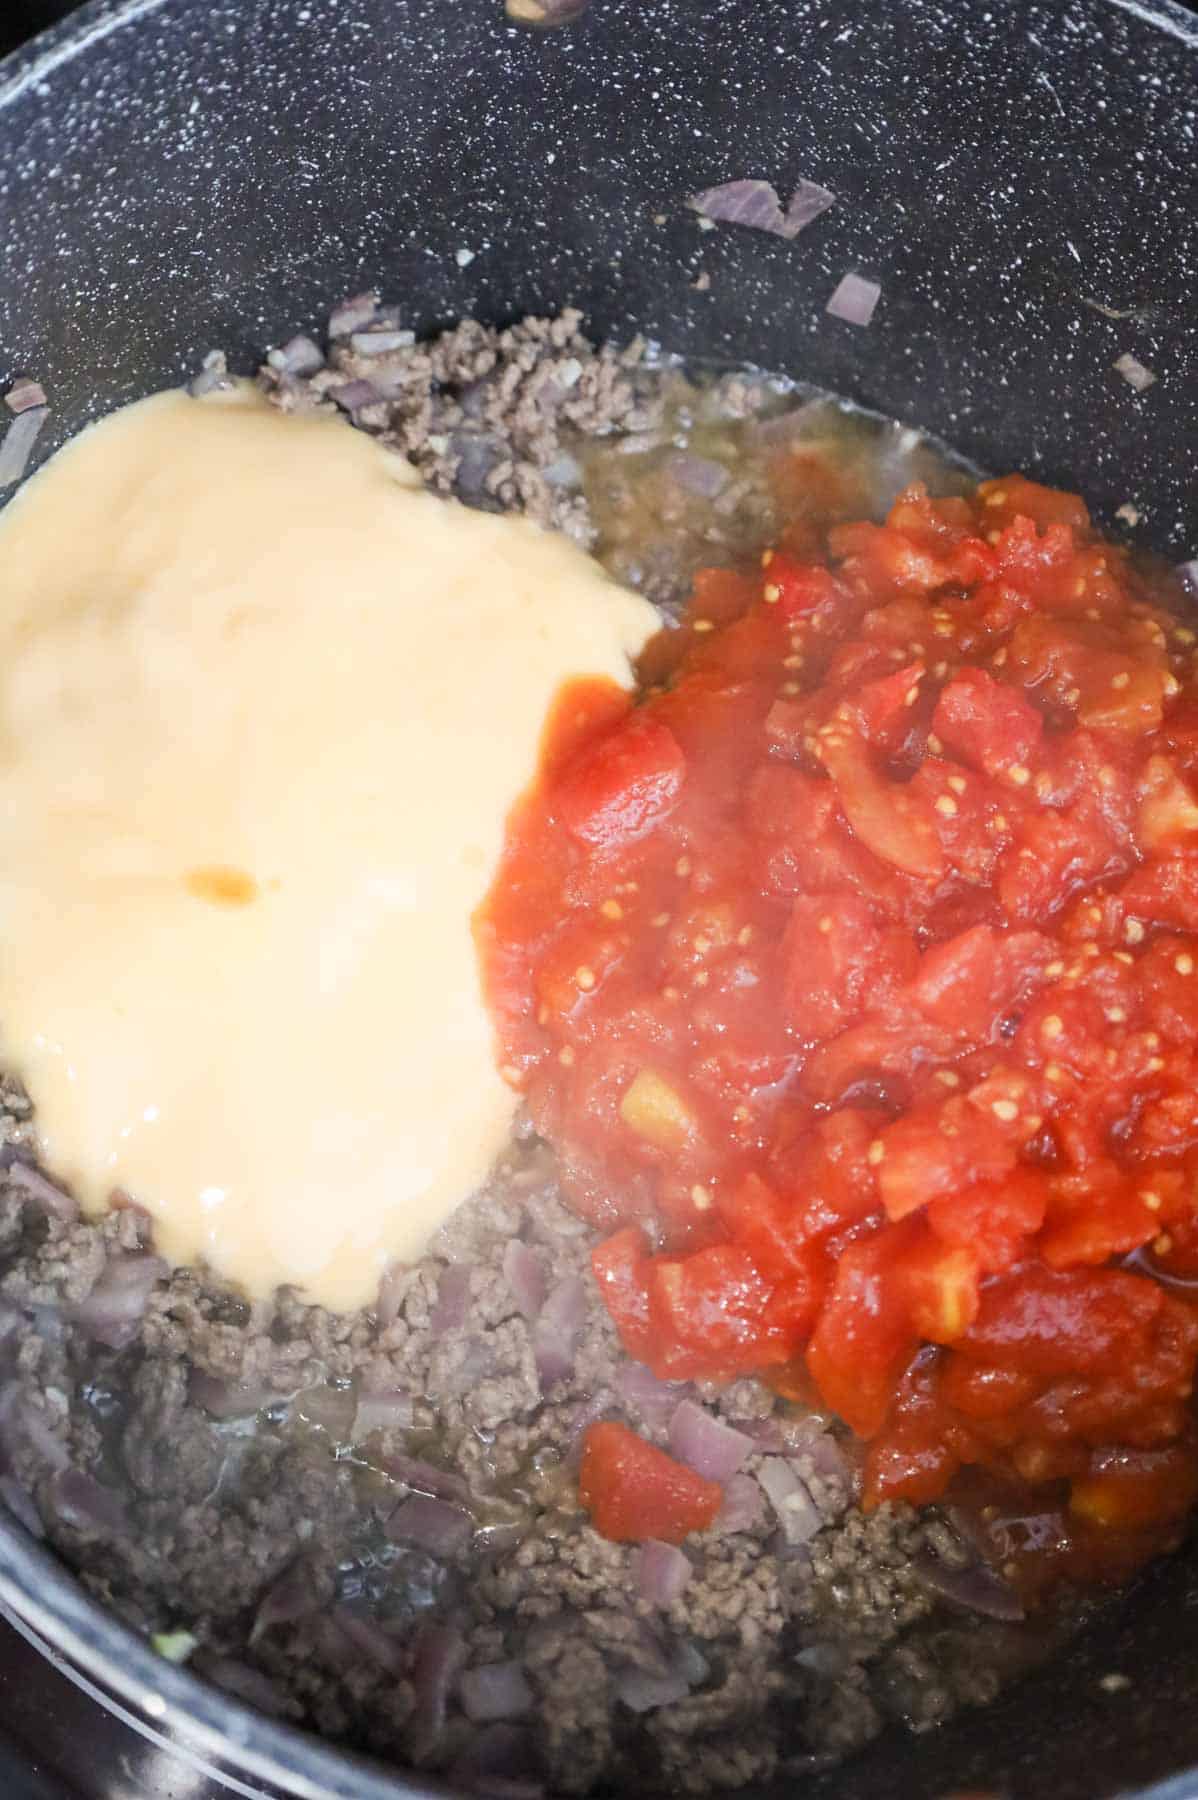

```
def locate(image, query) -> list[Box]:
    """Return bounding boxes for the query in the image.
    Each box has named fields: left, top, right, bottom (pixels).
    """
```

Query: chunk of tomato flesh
left=648, top=1243, right=787, bottom=1380
left=807, top=1231, right=919, bottom=1437
left=578, top=1421, right=722, bottom=1544
left=591, top=1227, right=655, bottom=1363
left=554, top=714, right=686, bottom=850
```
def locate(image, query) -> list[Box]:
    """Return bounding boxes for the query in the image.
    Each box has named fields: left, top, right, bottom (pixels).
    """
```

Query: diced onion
left=533, top=1276, right=587, bottom=1387
left=503, top=1240, right=547, bottom=1320
left=637, top=1538, right=693, bottom=1607
left=459, top=1659, right=535, bottom=1723
left=756, top=1457, right=822, bottom=1544
left=715, top=1472, right=763, bottom=1535
left=913, top=1546, right=1025, bottom=1621
left=328, top=291, right=380, bottom=338
left=688, top=178, right=834, bottom=241
left=6, top=1160, right=79, bottom=1223
left=387, top=1493, right=473, bottom=1556
left=1114, top=352, right=1157, bottom=393
left=4, top=378, right=47, bottom=415
left=0, top=407, right=48, bottom=485
left=615, top=1667, right=690, bottom=1714
left=667, top=1399, right=754, bottom=1483
left=826, top=273, right=882, bottom=327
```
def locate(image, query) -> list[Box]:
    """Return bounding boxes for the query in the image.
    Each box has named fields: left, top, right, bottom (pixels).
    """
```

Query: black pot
left=0, top=2, right=1196, bottom=1796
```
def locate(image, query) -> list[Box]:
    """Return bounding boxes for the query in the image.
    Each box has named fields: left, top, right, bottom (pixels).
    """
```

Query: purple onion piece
left=375, top=1260, right=409, bottom=1328
left=1114, top=352, right=1156, bottom=393
left=689, top=176, right=834, bottom=241
left=328, top=291, right=380, bottom=338
left=331, top=1606, right=406, bottom=1674
left=188, top=350, right=234, bottom=398
left=349, top=329, right=415, bottom=355
left=351, top=1389, right=414, bottom=1441
left=689, top=180, right=787, bottom=237
left=781, top=1422, right=855, bottom=1494
left=615, top=1666, right=691, bottom=1714
left=637, top=1539, right=693, bottom=1608
left=913, top=1548, right=1025, bottom=1621
left=70, top=1254, right=168, bottom=1350
left=1175, top=560, right=1198, bottom=598
left=668, top=1400, right=754, bottom=1483
left=331, top=379, right=383, bottom=418
left=731, top=1414, right=784, bottom=1452
left=251, top=1559, right=321, bottom=1641
left=409, top=1621, right=468, bottom=1760
left=785, top=178, right=837, bottom=234
left=826, top=273, right=882, bottom=327
left=662, top=452, right=729, bottom=500
left=6, top=1160, right=78, bottom=1223
left=756, top=1458, right=822, bottom=1545
left=564, top=1389, right=611, bottom=1462
left=46, top=1467, right=129, bottom=1538
left=268, top=334, right=325, bottom=376
left=533, top=1276, right=587, bottom=1389
left=431, top=1262, right=474, bottom=1333
left=460, top=1660, right=535, bottom=1724
left=379, top=1451, right=469, bottom=1504
left=715, top=1472, right=763, bottom=1536
left=616, top=1362, right=689, bottom=1433
left=503, top=1240, right=547, bottom=1321
left=387, top=1493, right=473, bottom=1556
left=201, top=1656, right=292, bottom=1718
left=5, top=378, right=47, bottom=415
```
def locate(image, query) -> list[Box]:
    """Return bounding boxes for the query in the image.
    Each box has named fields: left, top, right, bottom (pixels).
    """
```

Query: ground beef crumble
left=0, top=310, right=1044, bottom=1796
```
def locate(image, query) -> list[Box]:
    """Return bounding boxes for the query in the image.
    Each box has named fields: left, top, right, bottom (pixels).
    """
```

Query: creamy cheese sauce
left=0, top=387, right=655, bottom=1309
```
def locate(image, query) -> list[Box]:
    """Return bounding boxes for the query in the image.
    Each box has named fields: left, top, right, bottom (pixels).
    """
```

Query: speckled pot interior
left=0, top=1, right=1196, bottom=1796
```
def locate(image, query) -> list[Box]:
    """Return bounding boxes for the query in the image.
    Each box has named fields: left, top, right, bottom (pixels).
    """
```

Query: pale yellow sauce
left=0, top=387, right=655, bottom=1309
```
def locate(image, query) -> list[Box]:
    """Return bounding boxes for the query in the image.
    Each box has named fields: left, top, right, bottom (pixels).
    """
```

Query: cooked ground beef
left=0, top=310, right=1047, bottom=1797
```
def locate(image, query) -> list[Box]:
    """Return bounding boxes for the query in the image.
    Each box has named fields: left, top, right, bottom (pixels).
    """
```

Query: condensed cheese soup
left=0, top=387, right=655, bottom=1309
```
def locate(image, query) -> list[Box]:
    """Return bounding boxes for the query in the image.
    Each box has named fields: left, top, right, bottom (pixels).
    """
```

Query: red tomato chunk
left=480, top=471, right=1198, bottom=1576
left=578, top=1420, right=723, bottom=1543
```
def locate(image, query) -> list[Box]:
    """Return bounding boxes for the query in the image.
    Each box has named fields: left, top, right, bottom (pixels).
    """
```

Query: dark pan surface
left=0, top=1, right=1196, bottom=1796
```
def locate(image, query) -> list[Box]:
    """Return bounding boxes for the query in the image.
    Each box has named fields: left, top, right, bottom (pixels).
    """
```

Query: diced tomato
left=876, top=1097, right=1017, bottom=1221
left=1039, top=1188, right=1161, bottom=1270
left=819, top=730, right=943, bottom=881
left=896, top=1229, right=981, bottom=1343
left=554, top=713, right=686, bottom=850
left=480, top=465, right=1198, bottom=1580
left=688, top=566, right=759, bottom=628
left=648, top=1243, right=787, bottom=1380
left=1119, top=851, right=1198, bottom=933
left=780, top=895, right=917, bottom=1042
left=761, top=553, right=846, bottom=621
left=591, top=1227, right=655, bottom=1363
left=847, top=660, right=927, bottom=750
left=908, top=923, right=1052, bottom=1042
left=928, top=1170, right=1049, bottom=1273
left=998, top=800, right=1124, bottom=925
left=578, top=1421, right=722, bottom=1543
left=1138, top=755, right=1198, bottom=852
left=807, top=1228, right=921, bottom=1437
left=976, top=475, right=1090, bottom=537
left=931, top=667, right=1043, bottom=778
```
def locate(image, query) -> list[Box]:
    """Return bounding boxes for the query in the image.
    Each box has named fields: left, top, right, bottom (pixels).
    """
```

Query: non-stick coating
left=0, top=1, right=1196, bottom=1797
